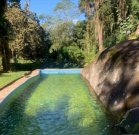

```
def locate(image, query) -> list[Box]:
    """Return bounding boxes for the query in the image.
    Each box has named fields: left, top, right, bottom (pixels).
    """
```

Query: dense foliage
left=0, top=0, right=50, bottom=71
left=6, top=4, right=48, bottom=62
left=79, top=0, right=139, bottom=56
left=40, top=0, right=87, bottom=66
left=0, top=0, right=10, bottom=71
left=0, top=0, right=139, bottom=71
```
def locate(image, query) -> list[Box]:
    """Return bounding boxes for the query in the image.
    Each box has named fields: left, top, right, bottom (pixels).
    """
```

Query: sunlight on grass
left=0, top=71, right=26, bottom=88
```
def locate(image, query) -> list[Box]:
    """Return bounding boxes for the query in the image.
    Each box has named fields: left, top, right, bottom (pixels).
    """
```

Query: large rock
left=119, top=107, right=139, bottom=133
left=81, top=39, right=139, bottom=113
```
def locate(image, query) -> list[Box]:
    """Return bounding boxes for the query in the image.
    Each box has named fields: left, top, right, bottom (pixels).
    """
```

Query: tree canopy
left=0, top=0, right=139, bottom=71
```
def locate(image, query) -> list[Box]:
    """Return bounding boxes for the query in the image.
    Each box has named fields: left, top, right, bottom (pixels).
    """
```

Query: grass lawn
left=0, top=71, right=26, bottom=89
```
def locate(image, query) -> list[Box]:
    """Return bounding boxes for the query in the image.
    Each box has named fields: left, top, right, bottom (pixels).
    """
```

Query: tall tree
left=79, top=0, right=104, bottom=52
left=54, top=0, right=79, bottom=22
left=42, top=0, right=81, bottom=61
left=79, top=0, right=139, bottom=53
left=5, top=4, right=48, bottom=62
left=93, top=0, right=104, bottom=52
left=7, top=0, right=21, bottom=6
left=0, top=0, right=10, bottom=71
left=79, top=0, right=97, bottom=64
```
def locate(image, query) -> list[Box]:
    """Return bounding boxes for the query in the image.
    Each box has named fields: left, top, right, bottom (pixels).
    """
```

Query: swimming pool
left=0, top=69, right=121, bottom=135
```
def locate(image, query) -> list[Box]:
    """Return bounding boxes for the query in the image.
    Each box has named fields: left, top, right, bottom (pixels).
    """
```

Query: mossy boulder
left=81, top=38, right=139, bottom=113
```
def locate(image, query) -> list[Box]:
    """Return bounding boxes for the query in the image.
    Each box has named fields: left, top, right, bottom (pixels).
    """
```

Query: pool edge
left=0, top=69, right=81, bottom=111
left=0, top=69, right=40, bottom=111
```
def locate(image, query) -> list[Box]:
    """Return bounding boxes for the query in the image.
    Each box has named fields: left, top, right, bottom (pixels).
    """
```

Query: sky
left=21, top=0, right=85, bottom=20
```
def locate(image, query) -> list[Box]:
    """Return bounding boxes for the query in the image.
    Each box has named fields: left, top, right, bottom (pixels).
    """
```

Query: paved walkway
left=0, top=69, right=40, bottom=103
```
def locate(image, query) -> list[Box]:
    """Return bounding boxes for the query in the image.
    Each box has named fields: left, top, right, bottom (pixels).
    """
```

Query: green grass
left=0, top=71, right=26, bottom=88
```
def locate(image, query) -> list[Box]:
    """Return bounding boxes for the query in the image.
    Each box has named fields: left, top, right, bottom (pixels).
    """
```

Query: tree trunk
left=94, top=13, right=104, bottom=53
left=118, top=0, right=127, bottom=20
left=98, top=20, right=104, bottom=52
left=0, top=0, right=7, bottom=13
left=86, top=19, right=91, bottom=53
left=84, top=0, right=91, bottom=54
left=94, top=0, right=104, bottom=53
left=1, top=41, right=10, bottom=71
left=0, top=0, right=10, bottom=71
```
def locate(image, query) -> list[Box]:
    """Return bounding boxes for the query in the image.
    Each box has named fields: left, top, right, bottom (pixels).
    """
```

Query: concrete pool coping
left=40, top=69, right=81, bottom=74
left=0, top=69, right=81, bottom=105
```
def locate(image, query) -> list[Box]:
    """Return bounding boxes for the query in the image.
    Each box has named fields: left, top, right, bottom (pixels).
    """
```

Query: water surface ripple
left=0, top=74, right=120, bottom=135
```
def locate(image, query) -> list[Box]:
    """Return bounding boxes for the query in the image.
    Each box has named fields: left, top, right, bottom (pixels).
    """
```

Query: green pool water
left=0, top=74, right=120, bottom=135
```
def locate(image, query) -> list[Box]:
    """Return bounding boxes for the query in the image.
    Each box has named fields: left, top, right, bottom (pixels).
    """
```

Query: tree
left=5, top=3, right=49, bottom=63
left=79, top=0, right=98, bottom=64
left=79, top=0, right=105, bottom=52
left=49, top=21, right=74, bottom=53
left=40, top=0, right=83, bottom=63
left=62, top=21, right=86, bottom=65
left=79, top=0, right=139, bottom=54
left=7, top=0, right=21, bottom=6
left=8, top=0, right=20, bottom=3
left=54, top=0, right=79, bottom=21
left=0, top=0, right=11, bottom=71
left=39, top=14, right=62, bottom=30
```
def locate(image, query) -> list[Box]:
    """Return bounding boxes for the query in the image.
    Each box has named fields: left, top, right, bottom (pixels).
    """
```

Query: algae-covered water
left=0, top=74, right=119, bottom=135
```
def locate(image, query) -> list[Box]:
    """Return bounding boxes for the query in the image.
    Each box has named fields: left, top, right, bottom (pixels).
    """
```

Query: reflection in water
left=0, top=74, right=120, bottom=135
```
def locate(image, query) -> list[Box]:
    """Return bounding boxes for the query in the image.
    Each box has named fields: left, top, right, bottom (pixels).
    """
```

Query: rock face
left=120, top=107, right=139, bottom=133
left=81, top=39, right=139, bottom=113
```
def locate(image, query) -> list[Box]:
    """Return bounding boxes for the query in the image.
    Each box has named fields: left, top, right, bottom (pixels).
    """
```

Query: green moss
left=106, top=47, right=123, bottom=66
left=131, top=122, right=139, bottom=133
left=0, top=74, right=116, bottom=135
left=108, top=48, right=118, bottom=57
